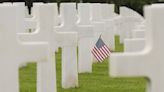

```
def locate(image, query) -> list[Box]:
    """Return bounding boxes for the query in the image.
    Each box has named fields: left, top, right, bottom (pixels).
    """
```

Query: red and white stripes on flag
left=91, top=36, right=111, bottom=62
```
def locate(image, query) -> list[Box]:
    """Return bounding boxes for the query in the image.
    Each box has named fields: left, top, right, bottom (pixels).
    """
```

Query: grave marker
left=77, top=3, right=94, bottom=73
left=13, top=3, right=37, bottom=67
left=17, top=3, right=57, bottom=92
left=0, top=4, right=49, bottom=92
left=101, top=4, right=118, bottom=50
left=13, top=2, right=36, bottom=34
left=110, top=5, right=164, bottom=92
left=55, top=3, right=78, bottom=88
left=90, top=3, right=111, bottom=55
left=101, top=4, right=115, bottom=20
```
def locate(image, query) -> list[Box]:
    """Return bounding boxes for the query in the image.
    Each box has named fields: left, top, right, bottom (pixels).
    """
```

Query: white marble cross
left=101, top=4, right=115, bottom=20
left=13, top=3, right=37, bottom=67
left=0, top=4, right=49, bottom=92
left=77, top=3, right=94, bottom=73
left=55, top=3, right=78, bottom=88
left=91, top=3, right=118, bottom=62
left=90, top=3, right=111, bottom=46
left=17, top=3, right=57, bottom=92
left=90, top=3, right=108, bottom=62
left=91, top=3, right=120, bottom=51
left=90, top=3, right=103, bottom=22
left=58, top=3, right=77, bottom=31
left=101, top=4, right=118, bottom=50
left=54, top=31, right=78, bottom=89
left=110, top=4, right=164, bottom=92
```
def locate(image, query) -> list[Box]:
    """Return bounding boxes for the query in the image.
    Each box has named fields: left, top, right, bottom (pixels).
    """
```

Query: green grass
left=115, top=35, right=124, bottom=52
left=19, top=63, right=36, bottom=92
left=19, top=36, right=146, bottom=92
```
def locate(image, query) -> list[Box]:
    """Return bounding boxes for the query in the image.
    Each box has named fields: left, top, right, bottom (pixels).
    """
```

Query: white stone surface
left=113, top=16, right=143, bottom=43
left=124, top=29, right=145, bottom=52
left=59, top=3, right=77, bottom=30
left=2, top=2, right=12, bottom=5
left=90, top=3, right=109, bottom=47
left=124, top=39, right=145, bottom=52
left=17, top=3, right=57, bottom=92
left=118, top=7, right=145, bottom=44
left=55, top=3, right=78, bottom=88
left=104, top=20, right=116, bottom=50
left=110, top=4, right=164, bottom=92
left=132, top=29, right=145, bottom=38
left=91, top=3, right=115, bottom=62
left=132, top=24, right=146, bottom=38
left=135, top=24, right=146, bottom=30
left=77, top=3, right=91, bottom=25
left=61, top=37, right=78, bottom=89
left=13, top=3, right=36, bottom=33
left=55, top=31, right=78, bottom=89
left=13, top=4, right=37, bottom=68
left=124, top=23, right=146, bottom=52
left=101, top=4, right=115, bottom=20
left=77, top=3, right=94, bottom=73
left=100, top=3, right=118, bottom=50
left=90, top=3, right=102, bottom=22
left=0, top=4, right=49, bottom=92
left=123, top=17, right=143, bottom=39
left=90, top=3, right=118, bottom=51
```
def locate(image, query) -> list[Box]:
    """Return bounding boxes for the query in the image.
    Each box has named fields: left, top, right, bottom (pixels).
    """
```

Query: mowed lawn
left=19, top=35, right=146, bottom=92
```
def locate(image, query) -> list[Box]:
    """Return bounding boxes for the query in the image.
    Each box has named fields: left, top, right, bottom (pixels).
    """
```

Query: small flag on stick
left=91, top=35, right=111, bottom=62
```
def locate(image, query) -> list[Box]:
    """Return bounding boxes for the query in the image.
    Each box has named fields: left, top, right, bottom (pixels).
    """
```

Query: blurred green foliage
left=54, top=0, right=159, bottom=15
left=82, top=0, right=158, bottom=15
left=6, top=0, right=160, bottom=15
left=110, top=0, right=158, bottom=15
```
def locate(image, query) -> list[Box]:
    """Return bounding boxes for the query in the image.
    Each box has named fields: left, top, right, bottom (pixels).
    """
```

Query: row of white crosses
left=18, top=2, right=78, bottom=90
left=110, top=4, right=164, bottom=92
left=19, top=2, right=145, bottom=75
left=0, top=2, right=77, bottom=92
left=0, top=2, right=146, bottom=92
left=113, top=10, right=144, bottom=44
left=124, top=21, right=146, bottom=52
left=120, top=6, right=146, bottom=52
left=90, top=4, right=145, bottom=51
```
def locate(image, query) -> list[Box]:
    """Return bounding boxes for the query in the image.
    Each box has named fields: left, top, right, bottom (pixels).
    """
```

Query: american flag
left=91, top=36, right=111, bottom=62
